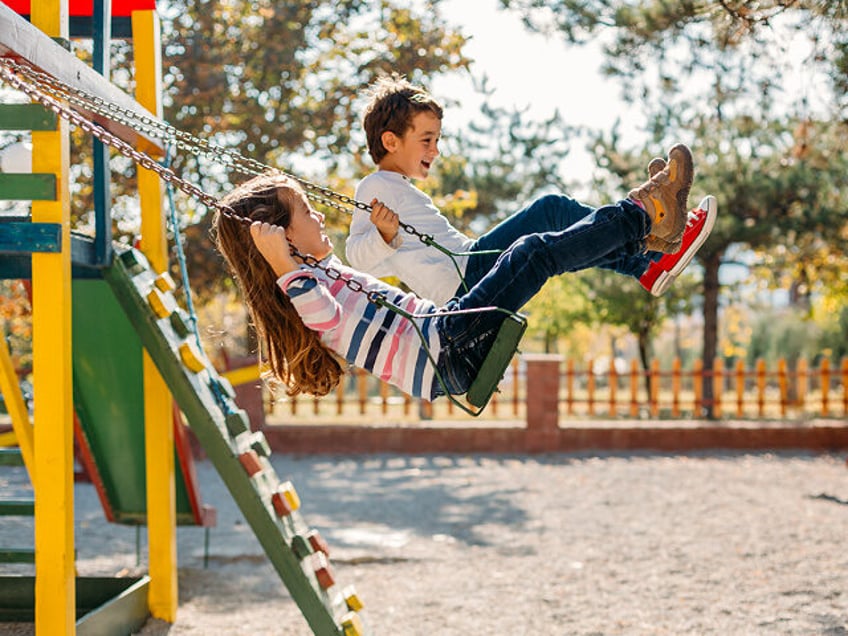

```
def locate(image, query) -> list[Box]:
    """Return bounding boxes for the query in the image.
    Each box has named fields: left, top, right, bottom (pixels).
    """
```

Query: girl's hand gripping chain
left=250, top=221, right=300, bottom=277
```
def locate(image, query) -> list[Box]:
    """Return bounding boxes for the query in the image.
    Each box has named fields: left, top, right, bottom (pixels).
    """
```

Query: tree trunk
left=701, top=251, right=723, bottom=419
left=638, top=328, right=651, bottom=397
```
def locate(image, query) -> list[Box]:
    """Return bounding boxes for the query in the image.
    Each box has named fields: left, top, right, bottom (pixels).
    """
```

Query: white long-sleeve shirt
left=277, top=255, right=441, bottom=400
left=346, top=171, right=474, bottom=305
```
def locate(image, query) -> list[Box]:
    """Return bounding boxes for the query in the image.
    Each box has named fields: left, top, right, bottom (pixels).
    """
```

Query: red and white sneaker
left=639, top=195, right=717, bottom=297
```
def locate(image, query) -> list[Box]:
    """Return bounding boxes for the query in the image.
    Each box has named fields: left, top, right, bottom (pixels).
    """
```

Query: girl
left=214, top=161, right=694, bottom=401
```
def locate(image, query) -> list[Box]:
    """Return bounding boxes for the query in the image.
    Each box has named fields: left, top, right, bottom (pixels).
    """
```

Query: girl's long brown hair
left=213, top=173, right=343, bottom=396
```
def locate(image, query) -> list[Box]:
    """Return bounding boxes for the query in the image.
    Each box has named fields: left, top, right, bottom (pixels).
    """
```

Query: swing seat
left=465, top=313, right=528, bottom=411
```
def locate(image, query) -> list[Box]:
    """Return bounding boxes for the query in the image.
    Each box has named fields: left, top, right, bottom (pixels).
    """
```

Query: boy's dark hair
left=362, top=73, right=443, bottom=164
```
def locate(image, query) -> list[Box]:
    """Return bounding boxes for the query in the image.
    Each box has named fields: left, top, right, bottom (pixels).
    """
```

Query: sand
left=2, top=451, right=847, bottom=635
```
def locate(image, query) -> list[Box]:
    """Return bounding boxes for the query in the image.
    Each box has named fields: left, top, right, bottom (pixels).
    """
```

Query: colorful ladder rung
left=102, top=245, right=368, bottom=635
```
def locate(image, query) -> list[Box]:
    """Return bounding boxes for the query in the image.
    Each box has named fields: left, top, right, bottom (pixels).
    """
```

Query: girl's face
left=284, top=190, right=334, bottom=259
left=379, top=110, right=441, bottom=179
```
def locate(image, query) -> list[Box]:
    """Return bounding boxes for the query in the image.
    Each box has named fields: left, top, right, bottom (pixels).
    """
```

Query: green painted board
left=102, top=247, right=361, bottom=636
left=0, top=104, right=57, bottom=131
left=72, top=278, right=198, bottom=525
left=0, top=174, right=57, bottom=201
left=0, top=499, right=34, bottom=516
left=0, top=575, right=150, bottom=630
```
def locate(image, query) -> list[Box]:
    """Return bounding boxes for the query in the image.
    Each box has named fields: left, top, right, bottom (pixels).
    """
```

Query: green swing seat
left=464, top=312, right=528, bottom=410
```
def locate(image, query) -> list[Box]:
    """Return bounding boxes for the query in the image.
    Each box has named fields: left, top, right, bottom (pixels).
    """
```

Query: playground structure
left=0, top=1, right=366, bottom=634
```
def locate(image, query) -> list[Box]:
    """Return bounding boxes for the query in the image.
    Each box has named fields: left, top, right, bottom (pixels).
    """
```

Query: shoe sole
left=651, top=195, right=717, bottom=297
left=669, top=144, right=695, bottom=236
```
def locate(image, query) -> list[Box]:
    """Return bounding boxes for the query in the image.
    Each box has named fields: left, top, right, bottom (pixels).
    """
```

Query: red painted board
left=1, top=0, right=156, bottom=17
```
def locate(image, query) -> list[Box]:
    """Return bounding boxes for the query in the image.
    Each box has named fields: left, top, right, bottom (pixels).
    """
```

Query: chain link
left=0, top=59, right=407, bottom=302
left=1, top=59, right=437, bottom=245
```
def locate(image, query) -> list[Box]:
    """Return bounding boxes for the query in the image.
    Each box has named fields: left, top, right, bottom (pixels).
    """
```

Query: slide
left=72, top=277, right=213, bottom=526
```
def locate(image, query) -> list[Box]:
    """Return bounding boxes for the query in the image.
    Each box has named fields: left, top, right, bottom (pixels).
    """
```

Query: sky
left=429, top=0, right=828, bottom=195
left=431, top=0, right=635, bottom=191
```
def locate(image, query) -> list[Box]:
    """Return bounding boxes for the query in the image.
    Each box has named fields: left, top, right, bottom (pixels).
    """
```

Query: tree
left=500, top=0, right=848, bottom=415
left=151, top=2, right=471, bottom=301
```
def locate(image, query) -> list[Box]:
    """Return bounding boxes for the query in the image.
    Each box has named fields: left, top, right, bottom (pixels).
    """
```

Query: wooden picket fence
left=265, top=356, right=848, bottom=423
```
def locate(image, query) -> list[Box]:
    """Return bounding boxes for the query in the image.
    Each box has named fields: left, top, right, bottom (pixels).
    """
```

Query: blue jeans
left=455, top=193, right=656, bottom=296
left=433, top=198, right=651, bottom=398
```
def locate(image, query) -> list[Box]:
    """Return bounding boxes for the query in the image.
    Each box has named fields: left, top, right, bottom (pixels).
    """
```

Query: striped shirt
left=277, top=255, right=442, bottom=399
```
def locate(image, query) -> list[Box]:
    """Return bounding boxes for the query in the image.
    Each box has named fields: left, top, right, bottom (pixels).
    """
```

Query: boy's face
left=379, top=110, right=441, bottom=179
left=284, top=190, right=334, bottom=260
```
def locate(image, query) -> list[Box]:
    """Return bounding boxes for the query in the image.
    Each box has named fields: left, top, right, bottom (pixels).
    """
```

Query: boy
left=346, top=74, right=716, bottom=305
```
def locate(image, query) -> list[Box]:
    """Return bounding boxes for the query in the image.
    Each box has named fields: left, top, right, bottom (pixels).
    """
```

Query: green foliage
left=155, top=1, right=472, bottom=303
left=747, top=308, right=821, bottom=366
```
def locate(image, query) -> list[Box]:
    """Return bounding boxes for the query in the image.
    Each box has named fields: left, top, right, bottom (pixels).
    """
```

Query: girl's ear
left=381, top=130, right=399, bottom=153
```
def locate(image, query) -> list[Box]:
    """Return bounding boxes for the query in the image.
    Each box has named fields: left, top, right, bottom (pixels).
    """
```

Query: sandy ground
left=2, top=451, right=848, bottom=635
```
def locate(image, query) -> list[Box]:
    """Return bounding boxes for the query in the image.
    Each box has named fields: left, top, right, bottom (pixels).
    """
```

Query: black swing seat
left=465, top=312, right=528, bottom=410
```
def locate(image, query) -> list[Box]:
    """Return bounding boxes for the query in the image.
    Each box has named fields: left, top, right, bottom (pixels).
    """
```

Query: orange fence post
left=671, top=357, right=681, bottom=418
left=649, top=358, right=660, bottom=418
left=713, top=357, right=723, bottom=419
left=842, top=358, right=848, bottom=417
left=380, top=382, right=389, bottom=416
left=755, top=359, right=766, bottom=418
left=512, top=358, right=521, bottom=417
left=357, top=369, right=368, bottom=415
left=608, top=358, right=617, bottom=417
left=587, top=358, right=595, bottom=416
left=777, top=358, right=788, bottom=417
left=693, top=358, right=703, bottom=417
left=734, top=359, right=745, bottom=418
left=334, top=382, right=344, bottom=415
left=629, top=359, right=639, bottom=417
left=820, top=358, right=831, bottom=418
left=565, top=358, right=575, bottom=416
left=797, top=358, right=808, bottom=414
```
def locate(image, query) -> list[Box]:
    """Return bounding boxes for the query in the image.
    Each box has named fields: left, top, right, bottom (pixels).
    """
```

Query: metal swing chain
left=0, top=61, right=505, bottom=415
left=0, top=60, right=431, bottom=311
left=0, top=58, right=461, bottom=253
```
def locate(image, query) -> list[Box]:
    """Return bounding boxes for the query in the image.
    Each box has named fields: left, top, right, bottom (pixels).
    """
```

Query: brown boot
left=629, top=144, right=694, bottom=246
left=643, top=157, right=681, bottom=253
left=647, top=157, right=666, bottom=177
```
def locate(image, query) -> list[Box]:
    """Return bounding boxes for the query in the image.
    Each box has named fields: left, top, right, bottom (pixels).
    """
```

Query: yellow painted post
left=132, top=8, right=178, bottom=622
left=0, top=336, right=34, bottom=476
left=30, top=1, right=74, bottom=633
